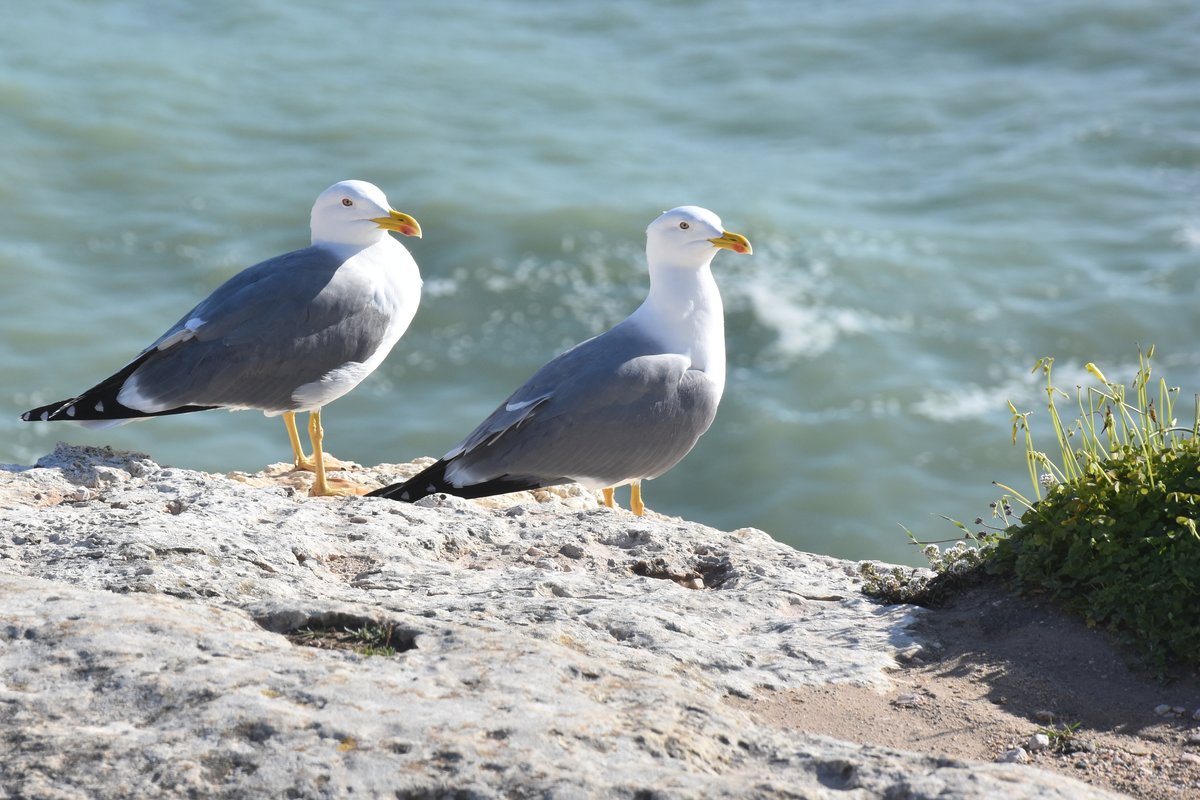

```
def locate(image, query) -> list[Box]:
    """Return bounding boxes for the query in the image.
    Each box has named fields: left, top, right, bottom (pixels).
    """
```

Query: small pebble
left=1027, top=733, right=1050, bottom=752
left=1154, top=704, right=1173, bottom=716
left=558, top=543, right=586, bottom=560
left=999, top=748, right=1028, bottom=764
left=892, top=693, right=922, bottom=708
left=1034, top=710, right=1056, bottom=724
left=118, top=543, right=155, bottom=561
left=1181, top=753, right=1200, bottom=765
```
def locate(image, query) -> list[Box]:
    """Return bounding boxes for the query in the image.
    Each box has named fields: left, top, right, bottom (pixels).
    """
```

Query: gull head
left=645, top=206, right=752, bottom=269
left=310, top=180, right=422, bottom=249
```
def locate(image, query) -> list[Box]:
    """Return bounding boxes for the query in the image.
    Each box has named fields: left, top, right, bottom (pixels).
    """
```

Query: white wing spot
left=95, top=401, right=105, bottom=413
left=505, top=396, right=544, bottom=412
left=40, top=412, right=49, bottom=421
left=66, top=405, right=76, bottom=418
left=156, top=317, right=206, bottom=351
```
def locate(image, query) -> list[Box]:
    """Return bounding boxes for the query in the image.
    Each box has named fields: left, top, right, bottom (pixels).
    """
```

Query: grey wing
left=150, top=247, right=349, bottom=348
left=444, top=339, right=589, bottom=459
left=444, top=323, right=649, bottom=459
left=122, top=247, right=391, bottom=411
left=444, top=326, right=721, bottom=486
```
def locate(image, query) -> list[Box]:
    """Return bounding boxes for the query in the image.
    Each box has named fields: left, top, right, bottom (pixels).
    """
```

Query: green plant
left=993, top=349, right=1200, bottom=669
left=1037, top=721, right=1082, bottom=753
left=860, top=526, right=997, bottom=605
left=289, top=622, right=408, bottom=657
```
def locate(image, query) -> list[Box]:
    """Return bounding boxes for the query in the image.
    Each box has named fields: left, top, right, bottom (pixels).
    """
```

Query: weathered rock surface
left=0, top=444, right=1119, bottom=799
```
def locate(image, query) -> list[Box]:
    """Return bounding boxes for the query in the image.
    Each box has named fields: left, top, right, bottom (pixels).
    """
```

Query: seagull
left=369, top=205, right=750, bottom=514
left=22, top=180, right=423, bottom=497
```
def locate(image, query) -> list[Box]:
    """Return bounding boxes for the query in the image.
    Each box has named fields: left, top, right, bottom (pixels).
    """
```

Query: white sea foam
left=912, top=382, right=1027, bottom=424
left=725, top=239, right=914, bottom=364
left=911, top=359, right=1151, bottom=424
left=1176, top=223, right=1200, bottom=250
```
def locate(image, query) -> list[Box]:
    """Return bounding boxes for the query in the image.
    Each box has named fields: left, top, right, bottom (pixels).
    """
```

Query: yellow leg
left=308, top=410, right=331, bottom=496
left=301, top=410, right=366, bottom=497
left=602, top=487, right=615, bottom=508
left=630, top=481, right=645, bottom=517
left=283, top=411, right=317, bottom=470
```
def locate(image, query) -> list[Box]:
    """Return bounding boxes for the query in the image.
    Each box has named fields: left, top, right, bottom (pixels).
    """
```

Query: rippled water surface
left=3, top=1, right=1198, bottom=564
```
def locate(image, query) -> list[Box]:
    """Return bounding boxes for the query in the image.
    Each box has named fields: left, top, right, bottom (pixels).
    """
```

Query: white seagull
left=369, top=205, right=750, bottom=515
left=22, top=180, right=423, bottom=496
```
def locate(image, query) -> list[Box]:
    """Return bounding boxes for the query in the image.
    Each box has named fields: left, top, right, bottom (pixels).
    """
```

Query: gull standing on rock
left=369, top=205, right=751, bottom=515
left=22, top=180, right=423, bottom=496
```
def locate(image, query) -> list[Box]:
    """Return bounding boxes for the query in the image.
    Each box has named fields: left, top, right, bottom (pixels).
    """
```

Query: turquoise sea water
left=2, top=1, right=1198, bottom=565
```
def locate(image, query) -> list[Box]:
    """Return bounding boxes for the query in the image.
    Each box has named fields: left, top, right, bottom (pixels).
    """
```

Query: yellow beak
left=709, top=229, right=752, bottom=255
left=372, top=209, right=423, bottom=238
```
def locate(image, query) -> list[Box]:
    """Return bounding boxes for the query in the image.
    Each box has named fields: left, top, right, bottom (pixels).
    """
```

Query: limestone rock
left=0, top=444, right=1119, bottom=799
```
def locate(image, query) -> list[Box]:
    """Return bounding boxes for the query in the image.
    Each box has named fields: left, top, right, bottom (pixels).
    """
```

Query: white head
left=645, top=206, right=752, bottom=270
left=310, top=180, right=422, bottom=249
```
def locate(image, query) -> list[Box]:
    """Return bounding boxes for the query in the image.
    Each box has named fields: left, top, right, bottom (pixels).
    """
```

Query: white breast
left=288, top=237, right=422, bottom=412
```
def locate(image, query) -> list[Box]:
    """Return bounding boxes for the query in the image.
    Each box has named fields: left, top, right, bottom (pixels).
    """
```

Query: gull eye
left=341, top=198, right=353, bottom=207
left=678, top=221, right=689, bottom=230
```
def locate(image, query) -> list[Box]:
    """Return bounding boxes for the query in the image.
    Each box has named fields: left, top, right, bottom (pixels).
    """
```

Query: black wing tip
left=23, top=351, right=154, bottom=424
left=365, top=478, right=422, bottom=501
left=365, top=484, right=415, bottom=501
left=450, top=475, right=553, bottom=499
left=366, top=459, right=555, bottom=504
left=21, top=395, right=216, bottom=423
left=20, top=348, right=205, bottom=424
left=367, top=459, right=451, bottom=502
left=21, top=398, right=77, bottom=423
